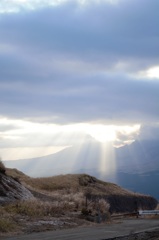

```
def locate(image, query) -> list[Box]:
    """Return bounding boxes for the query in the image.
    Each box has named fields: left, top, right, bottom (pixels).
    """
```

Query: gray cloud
left=138, top=124, right=159, bottom=141
left=0, top=123, right=19, bottom=132
left=1, top=0, right=159, bottom=67
left=0, top=0, right=159, bottom=125
left=0, top=72, right=158, bottom=124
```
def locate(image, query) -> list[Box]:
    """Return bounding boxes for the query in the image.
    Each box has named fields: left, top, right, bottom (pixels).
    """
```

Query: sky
left=0, top=0, right=159, bottom=160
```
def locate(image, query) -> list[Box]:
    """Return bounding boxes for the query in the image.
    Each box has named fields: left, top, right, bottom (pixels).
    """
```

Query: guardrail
left=111, top=210, right=159, bottom=219
left=139, top=210, right=159, bottom=215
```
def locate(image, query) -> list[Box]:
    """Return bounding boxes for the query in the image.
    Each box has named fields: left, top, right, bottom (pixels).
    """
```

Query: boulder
left=0, top=172, right=33, bottom=205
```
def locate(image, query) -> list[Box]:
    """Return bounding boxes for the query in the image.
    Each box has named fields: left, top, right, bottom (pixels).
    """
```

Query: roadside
left=1, top=218, right=159, bottom=240
left=108, top=229, right=159, bottom=240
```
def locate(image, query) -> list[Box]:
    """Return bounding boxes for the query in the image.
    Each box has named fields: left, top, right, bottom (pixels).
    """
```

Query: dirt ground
left=0, top=211, right=94, bottom=237
left=1, top=218, right=159, bottom=240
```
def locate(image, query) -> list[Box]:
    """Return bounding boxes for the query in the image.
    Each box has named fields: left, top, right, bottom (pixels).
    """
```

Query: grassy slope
left=6, top=168, right=137, bottom=195
left=0, top=168, right=158, bottom=236
left=6, top=168, right=158, bottom=213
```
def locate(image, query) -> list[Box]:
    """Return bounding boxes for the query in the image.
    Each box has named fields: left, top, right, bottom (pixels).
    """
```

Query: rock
left=106, top=194, right=158, bottom=213
left=0, top=172, right=33, bottom=204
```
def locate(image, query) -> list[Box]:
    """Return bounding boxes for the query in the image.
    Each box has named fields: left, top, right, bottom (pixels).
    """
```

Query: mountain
left=4, top=139, right=106, bottom=177
left=115, top=139, right=159, bottom=173
left=4, top=139, right=159, bottom=199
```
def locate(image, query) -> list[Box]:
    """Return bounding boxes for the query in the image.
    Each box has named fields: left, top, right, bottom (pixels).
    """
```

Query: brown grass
left=6, top=168, right=31, bottom=182
left=0, top=207, right=17, bottom=233
left=25, top=174, right=80, bottom=192
left=4, top=199, right=74, bottom=217
left=1, top=168, right=157, bottom=235
left=6, top=171, right=140, bottom=197
left=4, top=171, right=113, bottom=216
left=5, top=170, right=157, bottom=214
left=0, top=219, right=16, bottom=233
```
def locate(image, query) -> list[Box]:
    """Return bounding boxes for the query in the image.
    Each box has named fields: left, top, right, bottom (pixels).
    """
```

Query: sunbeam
left=99, top=143, right=116, bottom=178
left=1, top=117, right=141, bottom=178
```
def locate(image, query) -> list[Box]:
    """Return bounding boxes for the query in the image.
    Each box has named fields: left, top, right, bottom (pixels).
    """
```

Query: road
left=1, top=219, right=159, bottom=240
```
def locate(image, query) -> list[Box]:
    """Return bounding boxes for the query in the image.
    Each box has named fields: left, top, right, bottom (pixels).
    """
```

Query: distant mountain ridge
left=116, top=139, right=159, bottom=173
left=4, top=139, right=159, bottom=199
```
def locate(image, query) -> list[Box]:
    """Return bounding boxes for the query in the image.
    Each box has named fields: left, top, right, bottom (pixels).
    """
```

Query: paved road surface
left=1, top=219, right=159, bottom=240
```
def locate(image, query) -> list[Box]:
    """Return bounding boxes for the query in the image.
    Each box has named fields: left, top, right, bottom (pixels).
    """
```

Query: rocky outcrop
left=0, top=172, right=33, bottom=205
left=106, top=194, right=158, bottom=213
left=79, top=175, right=158, bottom=213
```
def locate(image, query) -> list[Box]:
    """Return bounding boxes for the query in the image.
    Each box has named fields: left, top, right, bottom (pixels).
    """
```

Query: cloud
left=0, top=0, right=67, bottom=13
left=1, top=0, right=159, bottom=66
left=138, top=124, right=159, bottom=141
left=0, top=0, right=159, bottom=126
left=0, top=123, right=19, bottom=132
left=0, top=1, right=121, bottom=13
left=0, top=118, right=141, bottom=151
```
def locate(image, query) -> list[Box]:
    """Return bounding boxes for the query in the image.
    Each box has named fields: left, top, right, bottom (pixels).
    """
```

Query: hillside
left=5, top=168, right=158, bottom=213
left=4, top=139, right=159, bottom=199
left=0, top=167, right=158, bottom=236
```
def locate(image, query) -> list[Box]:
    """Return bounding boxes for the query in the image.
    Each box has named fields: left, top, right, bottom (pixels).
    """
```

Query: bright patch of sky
left=0, top=0, right=118, bottom=13
left=0, top=146, right=69, bottom=160
left=0, top=117, right=140, bottom=160
left=138, top=66, right=159, bottom=80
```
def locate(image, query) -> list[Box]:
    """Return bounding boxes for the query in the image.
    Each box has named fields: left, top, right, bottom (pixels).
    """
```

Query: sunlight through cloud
left=99, top=143, right=116, bottom=177
left=0, top=117, right=140, bottom=160
left=147, top=66, right=159, bottom=79
left=0, top=0, right=120, bottom=13
left=139, top=66, right=159, bottom=80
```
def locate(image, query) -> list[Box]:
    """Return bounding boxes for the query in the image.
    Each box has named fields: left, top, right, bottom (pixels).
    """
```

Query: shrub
left=0, top=159, right=6, bottom=174
left=4, top=199, right=74, bottom=217
left=0, top=219, right=16, bottom=232
left=81, top=208, right=92, bottom=216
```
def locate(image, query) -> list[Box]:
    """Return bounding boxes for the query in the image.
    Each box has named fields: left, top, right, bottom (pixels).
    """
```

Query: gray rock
left=0, top=172, right=33, bottom=204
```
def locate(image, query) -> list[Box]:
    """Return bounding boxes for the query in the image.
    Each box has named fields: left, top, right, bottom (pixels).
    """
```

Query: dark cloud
left=1, top=0, right=159, bottom=66
left=0, top=0, right=159, bottom=124
left=0, top=73, right=158, bottom=124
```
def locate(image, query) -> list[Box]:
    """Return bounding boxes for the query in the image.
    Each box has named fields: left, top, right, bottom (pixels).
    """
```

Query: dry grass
left=0, top=207, right=17, bottom=233
left=0, top=197, right=76, bottom=234
left=1, top=169, right=157, bottom=235
left=4, top=199, right=74, bottom=217
left=5, top=170, right=113, bottom=214
left=25, top=174, right=80, bottom=192
left=5, top=170, right=157, bottom=214
left=6, top=168, right=31, bottom=183
left=0, top=219, right=16, bottom=233
left=6, top=170, right=139, bottom=197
